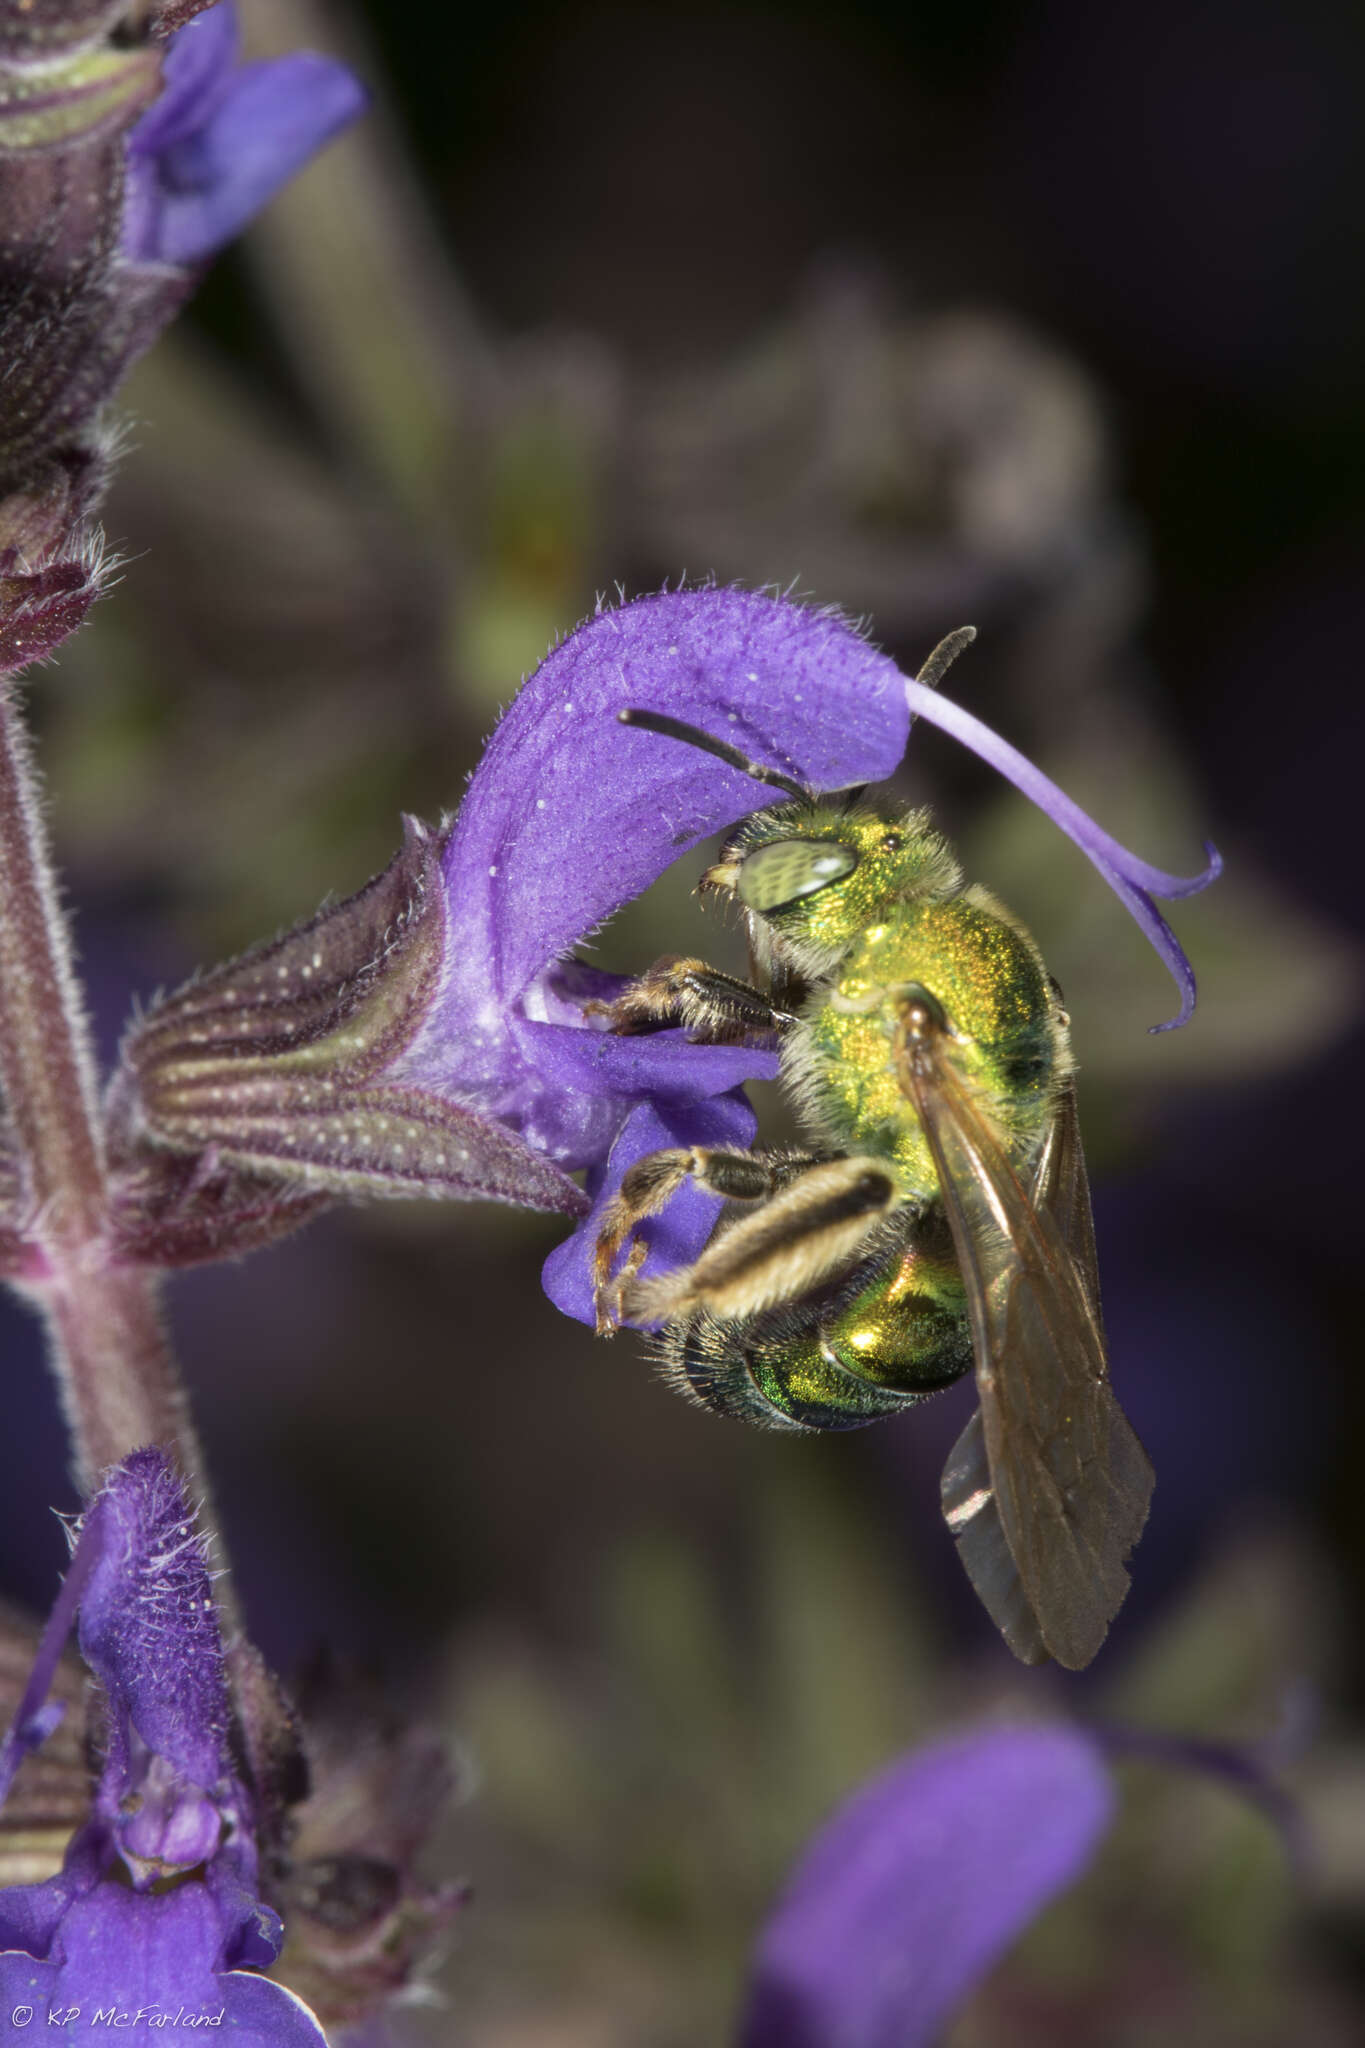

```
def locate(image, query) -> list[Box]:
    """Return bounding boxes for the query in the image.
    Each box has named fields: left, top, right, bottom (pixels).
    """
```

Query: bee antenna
left=618, top=708, right=809, bottom=801
left=915, top=625, right=977, bottom=693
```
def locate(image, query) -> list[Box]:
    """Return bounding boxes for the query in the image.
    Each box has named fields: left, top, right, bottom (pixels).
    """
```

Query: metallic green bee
left=591, top=631, right=1153, bottom=1670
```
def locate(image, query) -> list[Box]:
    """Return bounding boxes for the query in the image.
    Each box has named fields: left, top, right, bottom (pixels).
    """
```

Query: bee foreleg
left=584, top=956, right=794, bottom=1040
left=622, top=1155, right=900, bottom=1328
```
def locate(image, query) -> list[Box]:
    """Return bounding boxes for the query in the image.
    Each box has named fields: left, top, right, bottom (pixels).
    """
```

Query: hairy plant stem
left=0, top=675, right=213, bottom=1511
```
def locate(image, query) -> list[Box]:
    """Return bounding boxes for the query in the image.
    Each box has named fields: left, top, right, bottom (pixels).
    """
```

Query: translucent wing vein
left=898, top=1009, right=1152, bottom=1668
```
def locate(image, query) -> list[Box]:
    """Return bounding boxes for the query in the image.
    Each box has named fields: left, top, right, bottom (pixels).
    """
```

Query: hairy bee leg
left=622, top=1154, right=900, bottom=1328
left=597, top=1235, right=650, bottom=1333
left=584, top=956, right=794, bottom=1039
left=592, top=1145, right=816, bottom=1334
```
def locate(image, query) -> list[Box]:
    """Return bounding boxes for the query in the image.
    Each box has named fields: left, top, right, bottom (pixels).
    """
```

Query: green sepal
left=0, top=45, right=160, bottom=154
left=108, top=820, right=588, bottom=1254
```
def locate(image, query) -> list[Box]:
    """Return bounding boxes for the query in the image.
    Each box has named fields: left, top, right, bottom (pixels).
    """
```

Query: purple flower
left=393, top=587, right=915, bottom=1317
left=113, top=587, right=1218, bottom=1304
left=405, top=586, right=1210, bottom=1323
left=740, top=1724, right=1116, bottom=2048
left=739, top=1714, right=1300, bottom=2047
left=112, top=587, right=912, bottom=1270
left=0, top=1451, right=327, bottom=2042
left=122, top=3, right=366, bottom=268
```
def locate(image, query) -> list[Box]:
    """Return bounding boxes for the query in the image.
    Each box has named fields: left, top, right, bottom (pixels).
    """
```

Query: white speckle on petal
left=488, top=864, right=498, bottom=877
left=746, top=672, right=758, bottom=681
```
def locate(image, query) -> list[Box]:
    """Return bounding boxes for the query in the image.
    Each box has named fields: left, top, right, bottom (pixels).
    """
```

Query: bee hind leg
left=621, top=1154, right=901, bottom=1330
left=593, top=1145, right=816, bottom=1335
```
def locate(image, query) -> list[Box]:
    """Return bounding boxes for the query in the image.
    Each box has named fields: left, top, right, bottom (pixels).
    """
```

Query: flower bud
left=0, top=450, right=112, bottom=671
left=0, top=38, right=166, bottom=498
left=0, top=5, right=362, bottom=500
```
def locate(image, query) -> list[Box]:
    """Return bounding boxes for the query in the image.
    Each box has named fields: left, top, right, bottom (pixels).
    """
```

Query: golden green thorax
left=713, top=797, right=1066, bottom=1196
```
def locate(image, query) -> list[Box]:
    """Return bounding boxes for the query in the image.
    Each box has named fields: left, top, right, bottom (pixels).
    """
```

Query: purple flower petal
left=392, top=588, right=902, bottom=1183
left=134, top=55, right=366, bottom=268
left=128, top=2, right=239, bottom=156
left=0, top=1886, right=327, bottom=2043
left=0, top=1509, right=101, bottom=1808
left=438, top=589, right=910, bottom=1015
left=510, top=1012, right=776, bottom=1170
left=543, top=1090, right=759, bottom=1324
left=903, top=677, right=1222, bottom=1030
left=122, top=5, right=366, bottom=267
left=78, top=1448, right=231, bottom=1796
left=741, top=1724, right=1114, bottom=2048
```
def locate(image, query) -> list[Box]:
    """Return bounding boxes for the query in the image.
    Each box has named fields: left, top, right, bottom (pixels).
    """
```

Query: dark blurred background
left=5, top=1, right=1365, bottom=2040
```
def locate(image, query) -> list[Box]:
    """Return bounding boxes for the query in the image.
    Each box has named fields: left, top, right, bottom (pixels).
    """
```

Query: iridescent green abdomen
left=654, top=1216, right=972, bottom=1431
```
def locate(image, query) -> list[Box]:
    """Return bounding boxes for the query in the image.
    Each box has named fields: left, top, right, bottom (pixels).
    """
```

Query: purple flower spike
left=904, top=677, right=1222, bottom=1030
left=741, top=1724, right=1115, bottom=2048
left=123, top=3, right=366, bottom=268
left=0, top=1451, right=329, bottom=2042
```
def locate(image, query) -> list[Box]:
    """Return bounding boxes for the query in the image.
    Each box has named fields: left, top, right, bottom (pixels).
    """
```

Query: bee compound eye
left=737, top=838, right=859, bottom=914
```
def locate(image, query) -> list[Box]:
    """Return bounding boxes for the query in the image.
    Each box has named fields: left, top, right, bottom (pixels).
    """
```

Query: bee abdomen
left=653, top=1311, right=926, bottom=1433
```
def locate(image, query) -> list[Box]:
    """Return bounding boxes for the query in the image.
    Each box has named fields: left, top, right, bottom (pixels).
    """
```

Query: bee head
left=614, top=706, right=958, bottom=944
left=704, top=802, right=960, bottom=955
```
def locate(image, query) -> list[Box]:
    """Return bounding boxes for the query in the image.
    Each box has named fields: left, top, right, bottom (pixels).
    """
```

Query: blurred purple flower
left=740, top=1724, right=1115, bottom=2048
left=739, top=1713, right=1300, bottom=2048
left=0, top=1450, right=327, bottom=2042
left=122, top=3, right=366, bottom=268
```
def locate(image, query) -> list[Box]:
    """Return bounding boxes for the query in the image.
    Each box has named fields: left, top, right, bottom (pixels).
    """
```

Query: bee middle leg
left=607, top=1153, right=902, bottom=1333
left=585, top=956, right=796, bottom=1040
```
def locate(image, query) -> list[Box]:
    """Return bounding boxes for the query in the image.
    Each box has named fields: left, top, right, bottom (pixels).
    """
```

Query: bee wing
left=1029, top=1075, right=1103, bottom=1328
left=940, top=1407, right=1049, bottom=1664
left=897, top=1011, right=1153, bottom=1669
